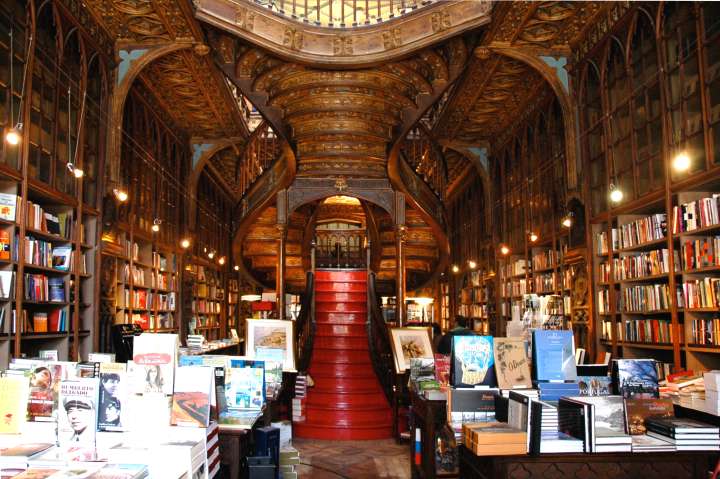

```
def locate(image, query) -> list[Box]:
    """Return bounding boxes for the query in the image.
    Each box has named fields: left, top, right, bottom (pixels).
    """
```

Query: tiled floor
left=294, top=438, right=410, bottom=479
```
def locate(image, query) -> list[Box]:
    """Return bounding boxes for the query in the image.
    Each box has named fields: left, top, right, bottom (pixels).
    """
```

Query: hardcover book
left=532, top=330, right=577, bottom=382
left=434, top=354, right=451, bottom=387
left=0, top=192, right=18, bottom=221
left=558, top=397, right=592, bottom=452
left=624, top=398, right=674, bottom=435
left=51, top=246, right=72, bottom=271
left=0, top=375, right=30, bottom=434
left=612, top=359, right=659, bottom=399
left=577, top=375, right=612, bottom=396
left=227, top=359, right=265, bottom=410
left=493, top=338, right=532, bottom=390
left=171, top=366, right=214, bottom=428
left=574, top=396, right=626, bottom=434
left=58, top=378, right=100, bottom=446
left=131, top=333, right=178, bottom=395
left=645, top=417, right=720, bottom=436
left=451, top=335, right=496, bottom=387
left=98, top=363, right=128, bottom=431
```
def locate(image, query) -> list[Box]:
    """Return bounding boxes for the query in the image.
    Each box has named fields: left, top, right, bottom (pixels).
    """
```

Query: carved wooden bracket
left=193, top=0, right=491, bottom=67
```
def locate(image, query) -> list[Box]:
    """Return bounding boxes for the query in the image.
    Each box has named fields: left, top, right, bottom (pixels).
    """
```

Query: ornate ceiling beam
left=193, top=0, right=491, bottom=67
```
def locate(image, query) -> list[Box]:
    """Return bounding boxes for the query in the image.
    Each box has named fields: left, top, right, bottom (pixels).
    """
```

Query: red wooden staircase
left=294, top=269, right=393, bottom=440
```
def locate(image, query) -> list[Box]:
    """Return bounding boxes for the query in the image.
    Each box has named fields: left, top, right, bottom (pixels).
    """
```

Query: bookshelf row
left=593, top=187, right=720, bottom=372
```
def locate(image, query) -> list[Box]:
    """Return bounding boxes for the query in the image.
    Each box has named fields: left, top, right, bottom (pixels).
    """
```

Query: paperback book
left=451, top=335, right=496, bottom=387
left=0, top=375, right=30, bottom=433
left=58, top=378, right=100, bottom=446
left=227, top=359, right=265, bottom=410
left=493, top=338, right=532, bottom=390
left=532, top=330, right=577, bottom=382
left=98, top=363, right=128, bottom=431
left=131, top=333, right=178, bottom=395
left=171, top=365, right=214, bottom=428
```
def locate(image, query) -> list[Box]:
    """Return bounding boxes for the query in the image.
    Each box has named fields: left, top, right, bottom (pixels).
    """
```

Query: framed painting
left=388, top=326, right=434, bottom=373
left=245, top=319, right=296, bottom=372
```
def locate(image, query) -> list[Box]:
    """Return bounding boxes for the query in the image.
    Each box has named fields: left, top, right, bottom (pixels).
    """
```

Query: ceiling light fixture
left=5, top=126, right=21, bottom=146
left=451, top=264, right=460, bottom=274
left=180, top=238, right=191, bottom=249
left=67, top=162, right=83, bottom=178
left=468, top=260, right=477, bottom=270
left=218, top=256, right=226, bottom=265
left=609, top=183, right=624, bottom=204
left=151, top=218, right=161, bottom=233
left=561, top=213, right=574, bottom=228
left=529, top=231, right=539, bottom=243
left=113, top=188, right=128, bottom=202
left=234, top=265, right=240, bottom=271
left=208, top=250, right=215, bottom=259
left=500, top=244, right=510, bottom=256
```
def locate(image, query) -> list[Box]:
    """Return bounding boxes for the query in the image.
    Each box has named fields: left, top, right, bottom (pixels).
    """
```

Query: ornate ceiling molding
left=193, top=0, right=491, bottom=67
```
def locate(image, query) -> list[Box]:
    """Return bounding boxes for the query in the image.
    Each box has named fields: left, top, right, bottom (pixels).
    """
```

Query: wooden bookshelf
left=458, top=270, right=492, bottom=334
left=185, top=258, right=226, bottom=342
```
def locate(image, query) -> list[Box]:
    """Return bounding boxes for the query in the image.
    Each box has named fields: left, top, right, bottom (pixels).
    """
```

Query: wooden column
left=276, top=224, right=287, bottom=320
left=395, top=225, right=406, bottom=326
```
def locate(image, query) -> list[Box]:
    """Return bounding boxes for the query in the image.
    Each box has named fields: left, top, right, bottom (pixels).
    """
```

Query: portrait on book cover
left=246, top=319, right=295, bottom=372
left=389, top=327, right=433, bottom=373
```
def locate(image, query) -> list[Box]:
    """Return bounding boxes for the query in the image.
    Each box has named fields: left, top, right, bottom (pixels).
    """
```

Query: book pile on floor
left=279, top=447, right=300, bottom=479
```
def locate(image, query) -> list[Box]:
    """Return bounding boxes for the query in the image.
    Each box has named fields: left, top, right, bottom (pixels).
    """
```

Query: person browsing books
left=436, top=316, right=477, bottom=355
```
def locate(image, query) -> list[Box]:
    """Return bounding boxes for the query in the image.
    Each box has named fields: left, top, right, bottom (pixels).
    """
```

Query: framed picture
left=389, top=326, right=434, bottom=373
left=246, top=319, right=296, bottom=372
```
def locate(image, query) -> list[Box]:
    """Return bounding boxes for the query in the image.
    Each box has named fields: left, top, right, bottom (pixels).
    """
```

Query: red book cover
left=48, top=310, right=60, bottom=332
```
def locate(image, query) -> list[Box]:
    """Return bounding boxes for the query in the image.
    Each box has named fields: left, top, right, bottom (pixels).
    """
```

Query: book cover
left=434, top=354, right=451, bottom=387
left=98, top=363, right=127, bottom=431
left=0, top=270, right=14, bottom=299
left=131, top=333, right=178, bottom=395
left=624, top=398, right=674, bottom=435
left=0, top=229, right=10, bottom=260
left=645, top=417, right=720, bottom=435
left=0, top=192, right=17, bottom=221
left=171, top=365, right=213, bottom=428
left=574, top=396, right=626, bottom=434
left=48, top=278, right=65, bottom=302
left=51, top=246, right=72, bottom=271
left=612, top=359, right=659, bottom=399
left=557, top=398, right=591, bottom=452
left=227, top=359, right=265, bottom=410
left=532, top=330, right=577, bottom=381
left=451, top=335, right=496, bottom=387
left=493, top=338, right=532, bottom=390
left=88, top=464, right=148, bottom=479
left=0, top=375, right=30, bottom=433
left=27, top=362, right=62, bottom=421
left=577, top=375, right=611, bottom=396
left=9, top=469, right=59, bottom=479
left=58, top=378, right=100, bottom=446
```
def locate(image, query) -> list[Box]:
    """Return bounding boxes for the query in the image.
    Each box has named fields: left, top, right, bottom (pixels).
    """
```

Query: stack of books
left=646, top=417, right=720, bottom=451
left=529, top=400, right=584, bottom=454
left=535, top=382, right=580, bottom=401
left=293, top=374, right=307, bottom=422
left=462, top=422, right=527, bottom=456
left=279, top=447, right=300, bottom=479
left=186, top=335, right=204, bottom=350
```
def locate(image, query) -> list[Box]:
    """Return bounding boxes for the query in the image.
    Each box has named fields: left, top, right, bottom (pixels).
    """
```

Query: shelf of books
left=188, top=260, right=225, bottom=341
left=439, top=280, right=450, bottom=331
left=592, top=185, right=720, bottom=375
left=0, top=175, right=98, bottom=368
left=227, top=278, right=240, bottom=340
left=113, top=231, right=179, bottom=335
left=458, top=270, right=492, bottom=335
left=499, top=255, right=527, bottom=324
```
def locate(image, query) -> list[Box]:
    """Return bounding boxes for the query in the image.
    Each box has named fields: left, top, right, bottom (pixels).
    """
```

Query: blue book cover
left=48, top=277, right=65, bottom=302
left=179, top=356, right=204, bottom=366
left=451, top=335, right=496, bottom=387
left=228, top=359, right=265, bottom=409
left=577, top=375, right=611, bottom=396
left=612, top=359, right=659, bottom=399
left=532, top=330, right=577, bottom=382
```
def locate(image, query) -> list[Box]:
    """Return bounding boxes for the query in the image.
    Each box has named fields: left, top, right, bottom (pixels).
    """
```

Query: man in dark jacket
left=436, top=316, right=477, bottom=355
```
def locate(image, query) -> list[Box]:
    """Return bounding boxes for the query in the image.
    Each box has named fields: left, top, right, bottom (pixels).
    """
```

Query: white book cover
left=58, top=378, right=100, bottom=447
left=131, top=333, right=178, bottom=395
left=0, top=192, right=17, bottom=221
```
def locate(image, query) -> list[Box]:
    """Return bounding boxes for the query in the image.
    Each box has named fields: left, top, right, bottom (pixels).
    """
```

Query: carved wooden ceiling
left=81, top=0, right=247, bottom=138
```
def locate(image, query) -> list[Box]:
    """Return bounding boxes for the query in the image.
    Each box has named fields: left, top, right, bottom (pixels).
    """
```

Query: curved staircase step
left=293, top=422, right=392, bottom=441
left=305, top=406, right=392, bottom=424
left=315, top=323, right=367, bottom=337
left=316, top=303, right=368, bottom=313
left=314, top=336, right=368, bottom=350
left=316, top=271, right=367, bottom=282
left=316, top=312, right=366, bottom=323
left=312, top=348, right=371, bottom=363
left=312, top=375, right=381, bottom=390
left=315, top=291, right=367, bottom=303
left=305, top=391, right=390, bottom=408
left=315, top=282, right=367, bottom=292
left=309, top=363, right=376, bottom=377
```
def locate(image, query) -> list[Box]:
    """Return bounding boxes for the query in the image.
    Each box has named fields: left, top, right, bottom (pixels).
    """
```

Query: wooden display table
left=410, top=392, right=455, bottom=479
left=459, top=446, right=716, bottom=479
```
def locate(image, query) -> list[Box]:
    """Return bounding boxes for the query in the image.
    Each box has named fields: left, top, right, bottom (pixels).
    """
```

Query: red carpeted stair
left=294, top=269, right=393, bottom=440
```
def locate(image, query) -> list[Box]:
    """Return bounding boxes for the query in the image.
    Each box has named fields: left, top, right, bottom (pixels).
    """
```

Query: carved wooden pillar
left=395, top=225, right=407, bottom=326
left=277, top=224, right=287, bottom=320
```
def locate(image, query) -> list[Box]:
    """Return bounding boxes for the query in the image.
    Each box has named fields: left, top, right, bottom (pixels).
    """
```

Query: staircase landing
left=294, top=269, right=393, bottom=440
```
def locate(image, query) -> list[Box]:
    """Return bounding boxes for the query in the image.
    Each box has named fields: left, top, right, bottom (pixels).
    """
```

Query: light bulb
left=234, top=265, right=240, bottom=271
left=451, top=265, right=460, bottom=274
left=468, top=260, right=477, bottom=269
left=113, top=188, right=128, bottom=202
left=73, top=168, right=84, bottom=178
left=5, top=127, right=21, bottom=145
left=208, top=251, right=215, bottom=259
left=180, top=238, right=191, bottom=249
left=562, top=216, right=573, bottom=228
left=609, top=184, right=623, bottom=204
left=672, top=152, right=691, bottom=172
left=500, top=245, right=510, bottom=256
left=529, top=232, right=539, bottom=243
left=219, top=257, right=226, bottom=265
left=151, top=223, right=160, bottom=233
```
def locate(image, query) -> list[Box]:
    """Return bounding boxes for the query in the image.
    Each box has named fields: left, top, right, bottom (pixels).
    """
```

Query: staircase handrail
left=366, top=271, right=396, bottom=404
left=295, top=270, right=315, bottom=372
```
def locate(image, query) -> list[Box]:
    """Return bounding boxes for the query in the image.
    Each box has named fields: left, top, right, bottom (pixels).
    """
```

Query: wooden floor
left=294, top=438, right=410, bottom=479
